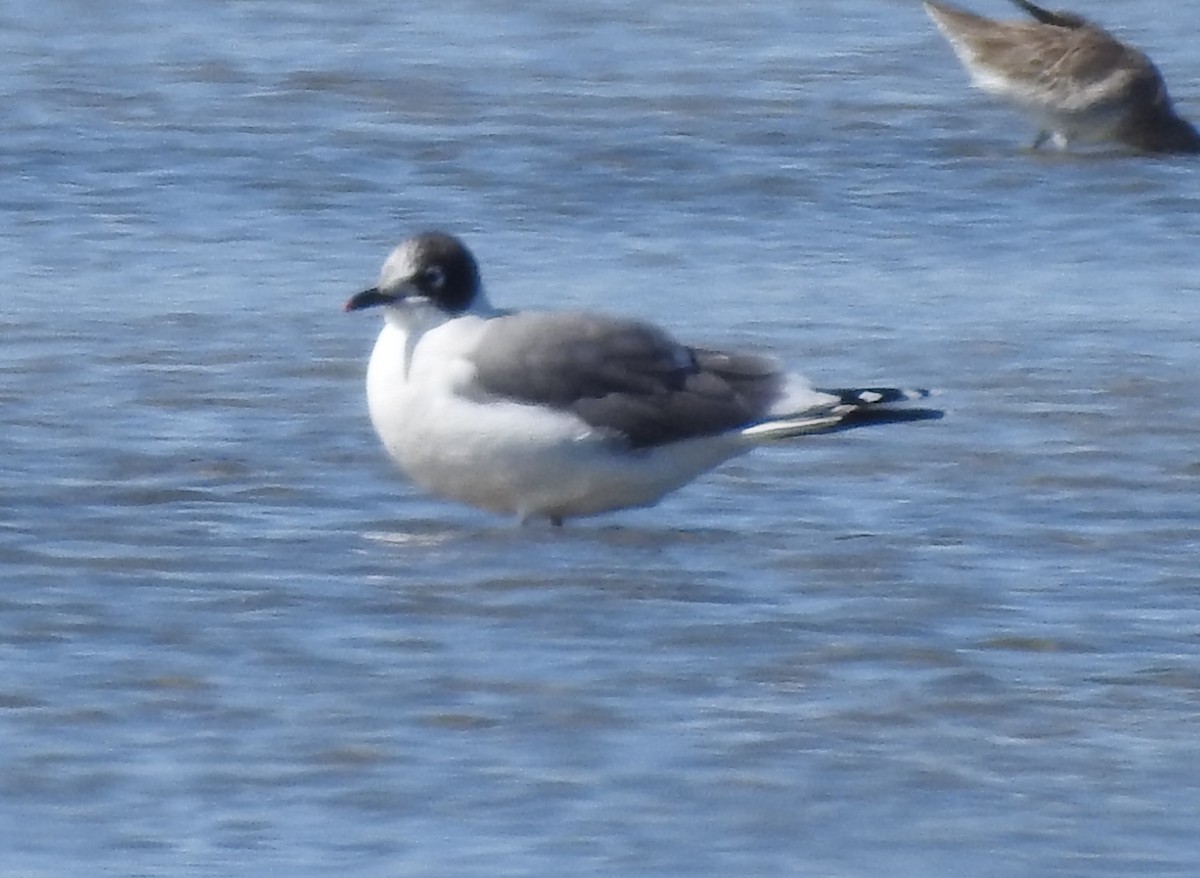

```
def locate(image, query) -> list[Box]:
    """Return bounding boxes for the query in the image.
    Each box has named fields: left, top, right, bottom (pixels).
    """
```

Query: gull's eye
left=419, top=265, right=446, bottom=292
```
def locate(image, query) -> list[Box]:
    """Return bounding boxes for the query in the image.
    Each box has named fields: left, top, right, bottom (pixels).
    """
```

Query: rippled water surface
left=3, top=0, right=1200, bottom=874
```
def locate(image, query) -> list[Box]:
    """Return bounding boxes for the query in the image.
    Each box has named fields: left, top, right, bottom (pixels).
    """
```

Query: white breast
left=362, top=315, right=744, bottom=520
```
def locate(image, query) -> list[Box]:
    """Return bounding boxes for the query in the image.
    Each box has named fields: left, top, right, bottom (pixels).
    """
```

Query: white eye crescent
left=421, top=266, right=446, bottom=291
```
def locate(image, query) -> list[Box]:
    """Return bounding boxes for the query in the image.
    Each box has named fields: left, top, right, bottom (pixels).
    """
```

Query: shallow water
left=3, top=0, right=1200, bottom=875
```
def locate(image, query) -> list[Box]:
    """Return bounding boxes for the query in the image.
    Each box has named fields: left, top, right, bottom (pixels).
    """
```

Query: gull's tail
left=741, top=388, right=943, bottom=442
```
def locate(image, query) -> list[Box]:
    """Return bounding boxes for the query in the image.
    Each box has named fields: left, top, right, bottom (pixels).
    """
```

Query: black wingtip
left=823, top=406, right=944, bottom=433
left=815, top=387, right=935, bottom=407
left=807, top=386, right=943, bottom=433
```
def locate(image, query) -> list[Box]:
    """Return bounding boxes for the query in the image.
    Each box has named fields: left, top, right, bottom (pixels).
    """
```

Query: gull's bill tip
left=344, top=287, right=392, bottom=313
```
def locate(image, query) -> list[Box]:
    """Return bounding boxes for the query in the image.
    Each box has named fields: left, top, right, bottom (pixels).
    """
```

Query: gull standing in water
left=345, top=231, right=942, bottom=524
left=924, top=0, right=1200, bottom=153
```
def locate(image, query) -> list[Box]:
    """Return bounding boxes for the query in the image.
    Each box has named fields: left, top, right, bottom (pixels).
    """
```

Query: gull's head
left=344, top=231, right=484, bottom=317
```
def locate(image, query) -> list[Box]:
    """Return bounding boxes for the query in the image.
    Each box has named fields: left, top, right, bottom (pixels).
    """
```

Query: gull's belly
left=370, top=380, right=741, bottom=519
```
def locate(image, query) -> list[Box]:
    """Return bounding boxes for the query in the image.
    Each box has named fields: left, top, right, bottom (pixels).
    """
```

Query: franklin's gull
left=345, top=232, right=942, bottom=524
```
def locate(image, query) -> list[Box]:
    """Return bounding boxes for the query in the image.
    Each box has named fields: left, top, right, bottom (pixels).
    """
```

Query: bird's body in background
left=924, top=0, right=1200, bottom=153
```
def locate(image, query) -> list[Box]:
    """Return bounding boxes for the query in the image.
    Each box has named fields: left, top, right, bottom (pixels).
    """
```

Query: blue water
left=3, top=0, right=1200, bottom=875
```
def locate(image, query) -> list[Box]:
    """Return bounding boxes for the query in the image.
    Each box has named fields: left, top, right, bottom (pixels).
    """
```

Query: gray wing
left=467, top=312, right=784, bottom=448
